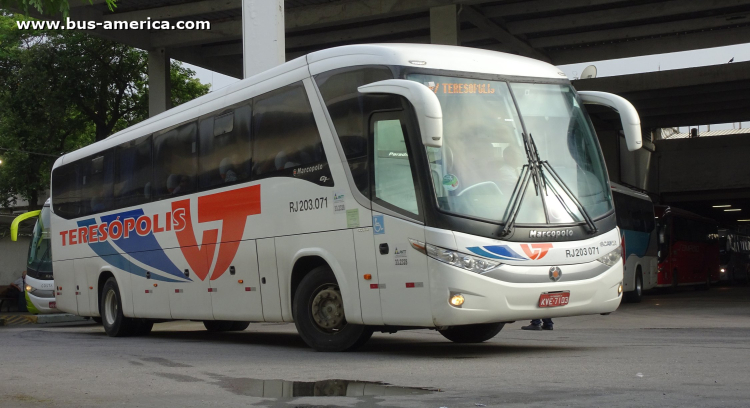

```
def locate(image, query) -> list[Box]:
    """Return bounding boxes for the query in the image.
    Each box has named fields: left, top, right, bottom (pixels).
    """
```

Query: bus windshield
left=407, top=74, right=612, bottom=225
left=27, top=209, right=52, bottom=275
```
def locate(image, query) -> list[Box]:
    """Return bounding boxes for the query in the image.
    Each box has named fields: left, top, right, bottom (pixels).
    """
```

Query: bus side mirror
left=358, top=79, right=443, bottom=148
left=658, top=227, right=666, bottom=244
left=578, top=91, right=642, bottom=152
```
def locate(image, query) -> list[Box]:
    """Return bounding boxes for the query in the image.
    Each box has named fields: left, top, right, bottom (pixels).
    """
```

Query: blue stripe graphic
left=78, top=218, right=181, bottom=283
left=467, top=245, right=529, bottom=261
left=100, top=210, right=188, bottom=280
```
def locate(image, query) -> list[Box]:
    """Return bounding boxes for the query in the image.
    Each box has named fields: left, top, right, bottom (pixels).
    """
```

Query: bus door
left=208, top=240, right=264, bottom=321
left=368, top=111, right=432, bottom=327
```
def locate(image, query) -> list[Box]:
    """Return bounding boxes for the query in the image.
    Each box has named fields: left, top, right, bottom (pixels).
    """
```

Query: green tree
left=0, top=14, right=210, bottom=209
left=0, top=0, right=116, bottom=18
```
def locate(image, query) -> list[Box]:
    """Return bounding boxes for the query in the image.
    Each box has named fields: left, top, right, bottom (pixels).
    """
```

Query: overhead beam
left=480, top=0, right=633, bottom=18
left=461, top=6, right=550, bottom=62
left=503, top=0, right=750, bottom=36
left=550, top=24, right=750, bottom=65
left=530, top=12, right=750, bottom=49
left=103, top=0, right=240, bottom=21
left=70, top=0, right=107, bottom=8
left=285, top=0, right=488, bottom=32
left=152, top=20, right=242, bottom=48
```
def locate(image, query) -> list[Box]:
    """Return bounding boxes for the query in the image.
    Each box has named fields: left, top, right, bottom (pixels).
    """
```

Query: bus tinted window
left=315, top=66, right=396, bottom=198
left=198, top=105, right=252, bottom=190
left=613, top=191, right=655, bottom=233
left=252, top=82, right=326, bottom=177
left=115, top=134, right=153, bottom=209
left=52, top=163, right=82, bottom=219
left=80, top=150, right=114, bottom=216
left=154, top=122, right=198, bottom=199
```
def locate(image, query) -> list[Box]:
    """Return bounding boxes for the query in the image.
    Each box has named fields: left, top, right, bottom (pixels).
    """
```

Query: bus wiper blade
left=540, top=160, right=598, bottom=234
left=500, top=164, right=531, bottom=237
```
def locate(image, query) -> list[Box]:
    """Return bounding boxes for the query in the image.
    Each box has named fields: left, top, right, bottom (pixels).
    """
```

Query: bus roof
left=53, top=44, right=566, bottom=169
left=610, top=182, right=652, bottom=202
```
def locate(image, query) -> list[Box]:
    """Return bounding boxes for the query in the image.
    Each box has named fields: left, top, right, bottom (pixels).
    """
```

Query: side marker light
left=364, top=274, right=372, bottom=280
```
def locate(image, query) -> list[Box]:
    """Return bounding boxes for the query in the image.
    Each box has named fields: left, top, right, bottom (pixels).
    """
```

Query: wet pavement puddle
left=206, top=374, right=439, bottom=398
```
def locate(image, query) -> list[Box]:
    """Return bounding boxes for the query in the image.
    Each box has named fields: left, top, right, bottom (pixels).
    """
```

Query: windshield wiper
left=500, top=132, right=544, bottom=236
left=500, top=133, right=597, bottom=236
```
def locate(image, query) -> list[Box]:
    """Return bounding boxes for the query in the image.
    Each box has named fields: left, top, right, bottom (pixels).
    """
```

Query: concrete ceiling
left=573, top=60, right=750, bottom=128
left=25, top=0, right=750, bottom=78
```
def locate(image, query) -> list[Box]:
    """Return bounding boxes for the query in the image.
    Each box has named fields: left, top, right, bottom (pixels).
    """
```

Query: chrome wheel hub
left=104, top=290, right=118, bottom=326
left=311, top=286, right=345, bottom=331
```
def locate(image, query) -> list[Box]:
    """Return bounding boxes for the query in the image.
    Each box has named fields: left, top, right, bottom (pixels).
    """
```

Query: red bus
left=654, top=206, right=720, bottom=289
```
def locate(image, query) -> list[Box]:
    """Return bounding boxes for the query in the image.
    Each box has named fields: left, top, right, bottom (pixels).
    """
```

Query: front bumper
left=429, top=258, right=623, bottom=327
left=24, top=275, right=59, bottom=315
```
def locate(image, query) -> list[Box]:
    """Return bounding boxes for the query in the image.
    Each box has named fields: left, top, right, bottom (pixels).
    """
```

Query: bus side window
left=52, top=162, right=83, bottom=219
left=114, top=134, right=153, bottom=209
left=80, top=150, right=114, bottom=216
left=252, top=82, right=327, bottom=179
left=371, top=113, right=420, bottom=217
left=153, top=122, right=198, bottom=199
left=198, top=105, right=252, bottom=191
left=315, top=65, right=396, bottom=199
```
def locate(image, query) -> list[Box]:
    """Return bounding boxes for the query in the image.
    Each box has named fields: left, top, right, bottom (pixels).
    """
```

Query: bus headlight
left=25, top=285, right=35, bottom=293
left=409, top=239, right=500, bottom=274
left=720, top=268, right=726, bottom=273
left=596, top=247, right=622, bottom=267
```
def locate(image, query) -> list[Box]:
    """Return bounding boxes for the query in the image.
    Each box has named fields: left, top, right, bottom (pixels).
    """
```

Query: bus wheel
left=625, top=270, right=643, bottom=303
left=670, top=270, right=679, bottom=293
left=439, top=323, right=505, bottom=343
left=293, top=266, right=372, bottom=352
left=203, top=321, right=250, bottom=332
left=101, top=277, right=138, bottom=337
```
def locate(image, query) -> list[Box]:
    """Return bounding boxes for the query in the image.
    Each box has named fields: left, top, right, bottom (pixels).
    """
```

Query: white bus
left=50, top=44, right=642, bottom=351
left=610, top=183, right=657, bottom=303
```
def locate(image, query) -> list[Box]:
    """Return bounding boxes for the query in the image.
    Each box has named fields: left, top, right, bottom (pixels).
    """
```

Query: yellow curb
left=0, top=315, right=37, bottom=326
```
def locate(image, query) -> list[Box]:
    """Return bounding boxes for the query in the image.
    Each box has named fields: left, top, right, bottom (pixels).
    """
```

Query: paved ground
left=1, top=285, right=749, bottom=408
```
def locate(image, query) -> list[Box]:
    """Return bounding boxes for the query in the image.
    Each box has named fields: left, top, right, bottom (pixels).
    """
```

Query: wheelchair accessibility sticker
left=373, top=215, right=385, bottom=235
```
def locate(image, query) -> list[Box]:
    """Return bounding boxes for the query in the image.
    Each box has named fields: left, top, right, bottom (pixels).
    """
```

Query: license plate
left=49, top=302, right=56, bottom=309
left=538, top=292, right=570, bottom=308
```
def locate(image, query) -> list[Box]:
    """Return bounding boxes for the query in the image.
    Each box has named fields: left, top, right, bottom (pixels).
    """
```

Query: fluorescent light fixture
left=739, top=219, right=750, bottom=222
left=712, top=205, right=731, bottom=208
left=724, top=209, right=741, bottom=212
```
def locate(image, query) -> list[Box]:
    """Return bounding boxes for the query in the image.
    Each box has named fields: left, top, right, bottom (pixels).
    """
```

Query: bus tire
left=625, top=270, right=643, bottom=303
left=203, top=321, right=249, bottom=332
left=293, top=266, right=373, bottom=352
left=439, top=323, right=505, bottom=343
left=101, top=277, right=138, bottom=337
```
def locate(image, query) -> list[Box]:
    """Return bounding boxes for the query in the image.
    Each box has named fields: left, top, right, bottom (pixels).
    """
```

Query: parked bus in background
left=10, top=199, right=58, bottom=314
left=719, top=229, right=750, bottom=283
left=655, top=206, right=719, bottom=290
left=611, top=183, right=656, bottom=303
left=49, top=44, right=644, bottom=351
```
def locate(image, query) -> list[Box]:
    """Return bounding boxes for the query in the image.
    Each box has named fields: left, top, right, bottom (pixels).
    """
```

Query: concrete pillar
left=242, top=0, right=285, bottom=78
left=430, top=4, right=459, bottom=45
left=148, top=48, right=171, bottom=118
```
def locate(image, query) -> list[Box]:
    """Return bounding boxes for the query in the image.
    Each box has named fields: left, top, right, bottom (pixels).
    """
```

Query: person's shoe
left=542, top=325, right=553, bottom=331
left=522, top=324, right=542, bottom=330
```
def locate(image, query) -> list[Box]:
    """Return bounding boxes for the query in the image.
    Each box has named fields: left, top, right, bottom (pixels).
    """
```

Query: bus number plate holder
left=538, top=291, right=570, bottom=308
